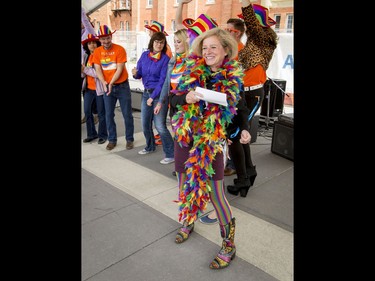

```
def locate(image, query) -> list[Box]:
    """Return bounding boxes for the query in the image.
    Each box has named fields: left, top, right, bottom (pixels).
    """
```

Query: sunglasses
left=225, top=28, right=240, bottom=34
left=154, top=40, right=165, bottom=45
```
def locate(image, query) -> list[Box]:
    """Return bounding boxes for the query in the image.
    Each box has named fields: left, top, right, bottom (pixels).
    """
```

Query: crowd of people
left=81, top=0, right=278, bottom=270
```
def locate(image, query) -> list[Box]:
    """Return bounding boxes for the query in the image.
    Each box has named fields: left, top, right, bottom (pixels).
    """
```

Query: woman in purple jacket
left=132, top=32, right=174, bottom=164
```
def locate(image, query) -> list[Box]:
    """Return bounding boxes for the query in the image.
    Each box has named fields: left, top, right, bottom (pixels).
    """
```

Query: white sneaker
left=160, top=158, right=175, bottom=164
left=138, top=149, right=155, bottom=155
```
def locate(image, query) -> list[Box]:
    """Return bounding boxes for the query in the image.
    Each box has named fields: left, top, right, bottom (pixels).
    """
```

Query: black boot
left=246, top=165, right=257, bottom=186
left=227, top=177, right=251, bottom=197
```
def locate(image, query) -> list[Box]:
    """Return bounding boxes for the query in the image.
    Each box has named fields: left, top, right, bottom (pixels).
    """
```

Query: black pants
left=226, top=87, right=264, bottom=174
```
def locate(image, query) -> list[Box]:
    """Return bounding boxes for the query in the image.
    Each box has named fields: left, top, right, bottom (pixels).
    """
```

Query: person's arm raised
left=175, top=0, right=193, bottom=31
left=241, top=0, right=251, bottom=8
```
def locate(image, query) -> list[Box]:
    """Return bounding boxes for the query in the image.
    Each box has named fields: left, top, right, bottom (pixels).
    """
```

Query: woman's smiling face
left=201, top=35, right=227, bottom=71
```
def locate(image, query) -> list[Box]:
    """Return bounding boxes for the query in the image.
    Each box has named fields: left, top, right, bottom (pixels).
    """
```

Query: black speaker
left=249, top=115, right=259, bottom=143
left=271, top=119, right=294, bottom=161
left=260, top=79, right=286, bottom=118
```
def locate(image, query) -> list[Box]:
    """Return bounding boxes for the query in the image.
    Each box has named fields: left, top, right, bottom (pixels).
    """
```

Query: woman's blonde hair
left=191, top=27, right=238, bottom=61
left=174, top=29, right=189, bottom=55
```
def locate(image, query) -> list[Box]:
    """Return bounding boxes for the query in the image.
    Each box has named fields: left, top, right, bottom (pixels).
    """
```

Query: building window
left=147, top=0, right=153, bottom=7
left=206, top=0, right=215, bottom=4
left=171, top=19, right=175, bottom=32
left=126, top=21, right=129, bottom=31
left=120, top=21, right=124, bottom=30
left=274, top=14, right=281, bottom=32
left=286, top=14, right=293, bottom=33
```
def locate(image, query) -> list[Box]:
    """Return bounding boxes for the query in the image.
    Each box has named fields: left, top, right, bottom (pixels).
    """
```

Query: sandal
left=175, top=222, right=194, bottom=244
left=209, top=239, right=236, bottom=269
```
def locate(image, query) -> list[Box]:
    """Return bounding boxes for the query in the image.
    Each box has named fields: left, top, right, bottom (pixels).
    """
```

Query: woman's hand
left=186, top=91, right=203, bottom=104
left=239, top=129, right=251, bottom=144
left=147, top=97, right=154, bottom=106
left=154, top=103, right=162, bottom=114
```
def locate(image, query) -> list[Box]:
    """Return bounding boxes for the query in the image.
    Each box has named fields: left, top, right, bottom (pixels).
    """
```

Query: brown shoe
left=106, top=142, right=116, bottom=150
left=126, top=141, right=134, bottom=150
left=224, top=167, right=237, bottom=176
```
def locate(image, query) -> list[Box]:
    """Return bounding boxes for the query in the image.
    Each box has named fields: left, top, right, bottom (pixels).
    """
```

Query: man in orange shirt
left=92, top=25, right=135, bottom=151
left=225, top=18, right=245, bottom=60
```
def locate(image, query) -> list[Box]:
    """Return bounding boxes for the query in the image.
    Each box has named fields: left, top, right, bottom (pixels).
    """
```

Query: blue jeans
left=141, top=92, right=174, bottom=158
left=83, top=89, right=107, bottom=139
left=103, top=80, right=134, bottom=144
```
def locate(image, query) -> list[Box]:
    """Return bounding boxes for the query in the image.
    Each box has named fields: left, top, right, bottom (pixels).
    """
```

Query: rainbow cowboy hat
left=97, top=25, right=117, bottom=37
left=238, top=4, right=276, bottom=28
left=145, top=20, right=168, bottom=36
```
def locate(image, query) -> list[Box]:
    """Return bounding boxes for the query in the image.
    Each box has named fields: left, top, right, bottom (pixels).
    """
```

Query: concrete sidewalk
left=82, top=106, right=293, bottom=281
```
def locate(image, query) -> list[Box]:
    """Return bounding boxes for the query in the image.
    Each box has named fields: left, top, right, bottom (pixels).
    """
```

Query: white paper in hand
left=195, top=87, right=228, bottom=106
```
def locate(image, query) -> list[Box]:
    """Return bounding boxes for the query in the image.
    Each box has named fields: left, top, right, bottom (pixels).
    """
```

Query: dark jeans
left=83, top=89, right=107, bottom=139
left=103, top=80, right=134, bottom=144
left=141, top=92, right=174, bottom=157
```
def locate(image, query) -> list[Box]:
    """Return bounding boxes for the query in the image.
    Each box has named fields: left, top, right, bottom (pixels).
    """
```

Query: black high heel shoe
left=247, top=166, right=257, bottom=186
left=239, top=186, right=250, bottom=197
left=227, top=178, right=251, bottom=197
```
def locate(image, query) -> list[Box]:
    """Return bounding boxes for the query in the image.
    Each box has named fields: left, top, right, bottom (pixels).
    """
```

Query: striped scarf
left=170, top=52, right=187, bottom=90
left=148, top=51, right=161, bottom=62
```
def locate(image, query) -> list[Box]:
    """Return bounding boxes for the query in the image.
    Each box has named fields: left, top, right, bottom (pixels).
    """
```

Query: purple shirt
left=133, top=50, right=170, bottom=100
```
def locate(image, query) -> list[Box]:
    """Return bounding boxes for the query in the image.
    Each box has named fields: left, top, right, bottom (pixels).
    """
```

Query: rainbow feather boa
left=172, top=56, right=244, bottom=224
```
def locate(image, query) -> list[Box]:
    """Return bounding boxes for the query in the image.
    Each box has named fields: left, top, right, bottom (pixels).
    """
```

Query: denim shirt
left=159, top=55, right=176, bottom=106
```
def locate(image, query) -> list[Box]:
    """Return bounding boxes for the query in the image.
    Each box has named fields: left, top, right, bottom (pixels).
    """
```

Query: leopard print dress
left=238, top=4, right=277, bottom=71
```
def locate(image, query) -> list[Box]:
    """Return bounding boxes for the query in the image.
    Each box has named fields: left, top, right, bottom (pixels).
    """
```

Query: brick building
left=87, top=0, right=293, bottom=34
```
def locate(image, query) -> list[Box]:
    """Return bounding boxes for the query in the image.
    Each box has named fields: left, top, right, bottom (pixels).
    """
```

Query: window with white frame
left=206, top=0, right=215, bottom=4
left=126, top=21, right=129, bottom=31
left=286, top=14, right=293, bottom=33
left=274, top=14, right=281, bottom=31
left=147, top=0, right=153, bottom=7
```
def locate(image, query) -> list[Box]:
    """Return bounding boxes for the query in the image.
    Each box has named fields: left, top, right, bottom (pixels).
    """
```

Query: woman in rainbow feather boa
left=170, top=27, right=251, bottom=269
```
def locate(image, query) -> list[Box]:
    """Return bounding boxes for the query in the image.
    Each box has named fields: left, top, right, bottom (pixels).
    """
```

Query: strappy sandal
left=175, top=222, right=194, bottom=244
left=209, top=218, right=236, bottom=269
left=209, top=239, right=236, bottom=269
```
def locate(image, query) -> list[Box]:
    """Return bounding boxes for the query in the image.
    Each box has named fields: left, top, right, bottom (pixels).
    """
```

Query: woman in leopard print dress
left=227, top=0, right=278, bottom=196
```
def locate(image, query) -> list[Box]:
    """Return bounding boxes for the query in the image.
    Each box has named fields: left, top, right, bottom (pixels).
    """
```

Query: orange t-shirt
left=235, top=41, right=244, bottom=61
left=86, top=54, right=96, bottom=90
left=166, top=44, right=173, bottom=58
left=243, top=64, right=267, bottom=87
left=92, top=43, right=129, bottom=84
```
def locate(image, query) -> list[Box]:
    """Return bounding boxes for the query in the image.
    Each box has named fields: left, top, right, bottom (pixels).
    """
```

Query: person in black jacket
left=225, top=91, right=253, bottom=197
